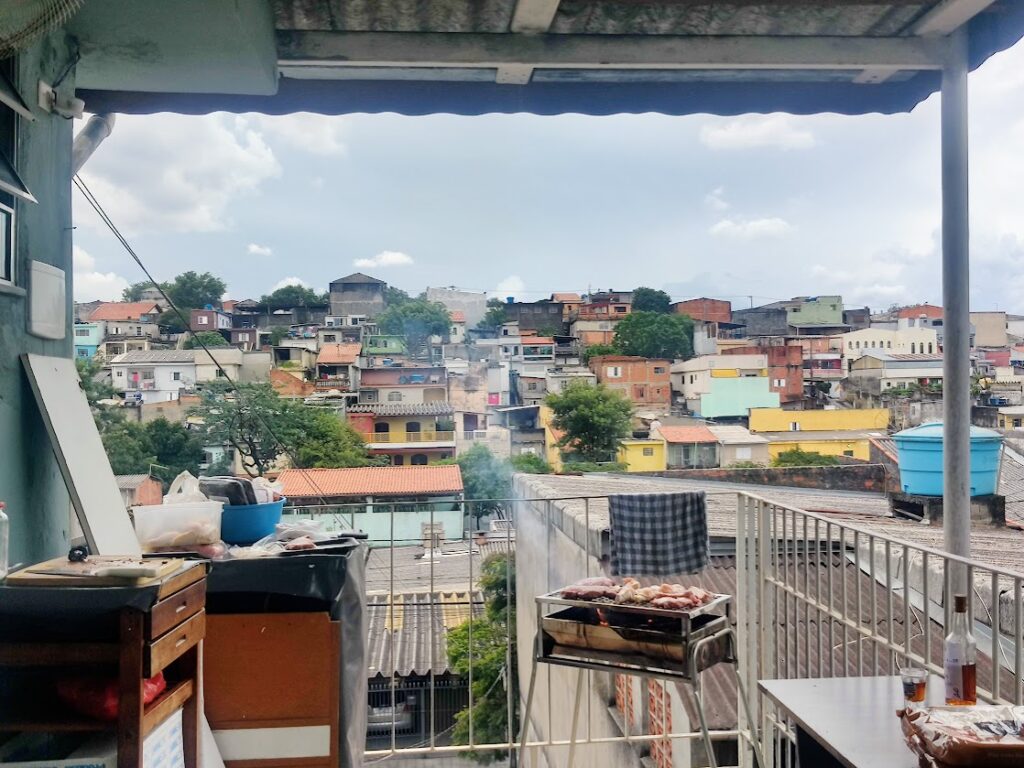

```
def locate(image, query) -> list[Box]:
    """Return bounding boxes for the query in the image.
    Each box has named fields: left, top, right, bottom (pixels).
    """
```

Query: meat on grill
left=560, top=584, right=620, bottom=601
left=560, top=578, right=715, bottom=609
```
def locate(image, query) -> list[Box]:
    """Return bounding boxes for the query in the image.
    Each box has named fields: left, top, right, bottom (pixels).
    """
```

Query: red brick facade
left=673, top=298, right=732, bottom=324
left=648, top=680, right=673, bottom=768
left=723, top=343, right=803, bottom=403
left=589, top=355, right=671, bottom=407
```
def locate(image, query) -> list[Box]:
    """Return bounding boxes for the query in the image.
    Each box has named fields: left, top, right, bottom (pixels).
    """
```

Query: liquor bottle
left=944, top=594, right=977, bottom=705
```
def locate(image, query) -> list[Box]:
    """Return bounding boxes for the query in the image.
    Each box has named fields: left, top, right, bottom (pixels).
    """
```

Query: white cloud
left=75, top=113, right=281, bottom=235
left=244, top=113, right=348, bottom=157
left=247, top=243, right=273, bottom=256
left=704, top=186, right=730, bottom=212
left=353, top=250, right=414, bottom=269
left=72, top=245, right=130, bottom=302
left=699, top=115, right=817, bottom=151
left=709, top=217, right=794, bottom=240
left=272, top=276, right=309, bottom=291
left=491, top=275, right=526, bottom=301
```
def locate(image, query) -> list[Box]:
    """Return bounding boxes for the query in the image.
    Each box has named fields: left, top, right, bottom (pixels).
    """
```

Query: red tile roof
left=89, top=301, right=160, bottom=322
left=657, top=425, right=718, bottom=444
left=277, top=465, right=464, bottom=499
left=449, top=310, right=466, bottom=323
left=897, top=304, right=943, bottom=319
left=317, top=342, right=362, bottom=365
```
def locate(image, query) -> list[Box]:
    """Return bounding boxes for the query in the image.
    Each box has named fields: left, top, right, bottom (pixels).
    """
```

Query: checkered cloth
left=608, top=492, right=709, bottom=576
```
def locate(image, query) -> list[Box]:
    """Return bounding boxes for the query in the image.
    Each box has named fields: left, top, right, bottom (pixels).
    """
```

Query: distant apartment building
left=426, top=286, right=488, bottom=328
left=362, top=334, right=409, bottom=363
left=843, top=307, right=871, bottom=330
left=546, top=367, right=597, bottom=395
left=588, top=355, right=671, bottom=408
left=230, top=328, right=259, bottom=351
left=970, top=311, right=1009, bottom=348
left=731, top=305, right=789, bottom=337
left=569, top=318, right=617, bottom=347
left=109, top=350, right=198, bottom=404
left=841, top=327, right=939, bottom=371
left=89, top=301, right=162, bottom=357
left=73, top=321, right=104, bottom=359
left=847, top=352, right=945, bottom=395
left=315, top=342, right=361, bottom=393
left=503, top=299, right=566, bottom=333
left=329, top=272, right=386, bottom=317
left=347, top=402, right=456, bottom=466
left=654, top=425, right=719, bottom=469
left=672, top=298, right=731, bottom=324
left=673, top=354, right=780, bottom=419
left=190, top=307, right=233, bottom=335
left=735, top=296, right=846, bottom=337
left=448, top=310, right=467, bottom=344
left=551, top=292, right=583, bottom=323
left=359, top=365, right=447, bottom=405
left=722, top=343, right=803, bottom=404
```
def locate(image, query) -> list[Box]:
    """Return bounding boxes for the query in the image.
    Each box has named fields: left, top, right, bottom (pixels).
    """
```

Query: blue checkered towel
left=608, top=492, right=709, bottom=576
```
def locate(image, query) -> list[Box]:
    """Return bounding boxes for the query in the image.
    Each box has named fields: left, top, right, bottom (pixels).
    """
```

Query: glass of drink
left=901, top=667, right=928, bottom=707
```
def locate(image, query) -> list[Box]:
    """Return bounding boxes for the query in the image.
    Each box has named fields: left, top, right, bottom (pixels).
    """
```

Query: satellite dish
left=0, top=1, right=83, bottom=58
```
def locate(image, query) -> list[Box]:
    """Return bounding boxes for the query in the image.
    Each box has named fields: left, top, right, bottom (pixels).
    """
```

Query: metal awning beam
left=914, top=0, right=999, bottom=36
left=277, top=32, right=950, bottom=72
left=510, top=0, right=561, bottom=33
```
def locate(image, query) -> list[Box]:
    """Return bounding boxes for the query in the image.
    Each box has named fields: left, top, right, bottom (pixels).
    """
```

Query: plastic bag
left=57, top=672, right=166, bottom=721
left=900, top=705, right=1024, bottom=767
left=164, top=471, right=209, bottom=504
left=252, top=476, right=284, bottom=504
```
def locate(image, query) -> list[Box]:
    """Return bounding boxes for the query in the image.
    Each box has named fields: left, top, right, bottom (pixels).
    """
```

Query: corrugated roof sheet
left=706, top=425, right=769, bottom=445
left=347, top=402, right=455, bottom=416
left=366, top=590, right=484, bottom=677
left=658, top=425, right=717, bottom=444
left=317, top=342, right=362, bottom=365
left=89, top=301, right=160, bottom=321
left=111, top=350, right=196, bottom=364
left=759, top=430, right=882, bottom=442
left=115, top=474, right=150, bottom=490
left=278, top=465, right=464, bottom=498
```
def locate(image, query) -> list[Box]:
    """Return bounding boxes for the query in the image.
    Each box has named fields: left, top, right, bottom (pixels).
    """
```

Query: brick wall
left=642, top=464, right=888, bottom=493
left=648, top=680, right=673, bottom=768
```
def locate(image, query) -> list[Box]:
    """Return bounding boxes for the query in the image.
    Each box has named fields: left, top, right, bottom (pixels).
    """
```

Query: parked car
left=367, top=691, right=417, bottom=734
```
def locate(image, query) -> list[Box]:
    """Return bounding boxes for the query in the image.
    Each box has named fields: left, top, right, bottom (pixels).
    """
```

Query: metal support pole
left=941, top=28, right=971, bottom=597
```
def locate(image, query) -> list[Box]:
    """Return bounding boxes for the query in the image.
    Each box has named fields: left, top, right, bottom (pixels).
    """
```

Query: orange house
left=588, top=355, right=671, bottom=408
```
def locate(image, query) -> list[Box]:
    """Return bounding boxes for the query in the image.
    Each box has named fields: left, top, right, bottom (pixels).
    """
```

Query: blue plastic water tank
left=892, top=422, right=1003, bottom=497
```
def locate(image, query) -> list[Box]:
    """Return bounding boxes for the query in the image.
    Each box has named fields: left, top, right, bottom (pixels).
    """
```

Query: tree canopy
left=163, top=271, right=226, bottom=311
left=631, top=287, right=673, bottom=314
left=376, top=298, right=452, bottom=351
left=448, top=553, right=517, bottom=762
left=260, top=284, right=327, bottom=307
left=450, top=445, right=512, bottom=527
left=613, top=311, right=694, bottom=360
left=581, top=342, right=619, bottom=363
left=477, top=298, right=507, bottom=330
left=546, top=381, right=632, bottom=463
left=122, top=281, right=157, bottom=302
left=384, top=285, right=412, bottom=307
left=508, top=452, right=551, bottom=474
left=189, top=382, right=376, bottom=476
left=771, top=449, right=840, bottom=468
left=183, top=331, right=229, bottom=349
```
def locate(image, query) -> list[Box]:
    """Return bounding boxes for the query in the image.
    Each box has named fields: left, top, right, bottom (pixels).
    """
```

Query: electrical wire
left=72, top=174, right=332, bottom=506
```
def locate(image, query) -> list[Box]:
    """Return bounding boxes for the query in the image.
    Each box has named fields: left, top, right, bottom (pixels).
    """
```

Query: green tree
left=144, top=418, right=204, bottom=480
left=450, top=445, right=512, bottom=527
left=448, top=553, right=517, bottom=762
left=771, top=449, right=840, bottom=468
left=376, top=298, right=452, bottom=353
left=384, top=285, right=411, bottom=307
left=508, top=453, right=551, bottom=474
left=260, top=284, right=326, bottom=306
left=477, top=298, right=507, bottom=330
left=190, top=382, right=374, bottom=476
left=183, top=331, right=229, bottom=349
left=162, top=271, right=227, bottom=311
left=102, top=421, right=156, bottom=475
left=546, top=382, right=632, bottom=463
left=269, top=327, right=288, bottom=346
left=631, top=286, right=673, bottom=314
left=613, top=311, right=694, bottom=360
left=77, top=357, right=126, bottom=434
left=122, top=281, right=156, bottom=302
left=581, top=342, right=620, bottom=363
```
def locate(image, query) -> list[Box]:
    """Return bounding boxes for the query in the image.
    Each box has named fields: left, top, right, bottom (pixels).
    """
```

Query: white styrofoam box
left=0, top=708, right=184, bottom=768
left=29, top=261, right=66, bottom=340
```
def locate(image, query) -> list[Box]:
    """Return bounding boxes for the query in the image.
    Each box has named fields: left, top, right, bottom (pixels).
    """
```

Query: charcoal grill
left=519, top=590, right=764, bottom=768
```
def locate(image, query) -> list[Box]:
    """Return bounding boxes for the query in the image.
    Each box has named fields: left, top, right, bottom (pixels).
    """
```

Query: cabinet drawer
left=149, top=580, right=206, bottom=639
left=146, top=610, right=205, bottom=676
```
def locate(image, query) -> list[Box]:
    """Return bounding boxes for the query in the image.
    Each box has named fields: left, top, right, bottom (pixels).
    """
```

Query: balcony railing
left=363, top=431, right=457, bottom=444
left=275, top=486, right=1024, bottom=767
left=313, top=377, right=353, bottom=391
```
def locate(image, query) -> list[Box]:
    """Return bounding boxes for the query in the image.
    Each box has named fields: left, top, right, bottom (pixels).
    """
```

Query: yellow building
left=539, top=405, right=565, bottom=471
left=617, top=439, right=667, bottom=473
left=749, top=406, right=889, bottom=461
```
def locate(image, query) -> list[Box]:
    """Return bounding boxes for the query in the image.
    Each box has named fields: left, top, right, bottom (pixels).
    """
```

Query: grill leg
left=733, top=659, right=766, bottom=768
left=567, top=667, right=585, bottom=768
left=690, top=635, right=719, bottom=768
left=518, top=659, right=539, bottom=768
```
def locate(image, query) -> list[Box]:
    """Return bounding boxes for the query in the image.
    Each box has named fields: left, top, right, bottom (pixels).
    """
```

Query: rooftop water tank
left=892, top=422, right=1003, bottom=497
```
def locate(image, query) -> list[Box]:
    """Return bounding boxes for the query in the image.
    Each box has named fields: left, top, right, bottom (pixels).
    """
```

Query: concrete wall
left=0, top=33, right=80, bottom=564
left=697, top=377, right=780, bottom=419
left=749, top=407, right=889, bottom=433
left=426, top=287, right=487, bottom=328
left=766, top=437, right=871, bottom=461
left=732, top=307, right=788, bottom=336
left=643, top=464, right=888, bottom=493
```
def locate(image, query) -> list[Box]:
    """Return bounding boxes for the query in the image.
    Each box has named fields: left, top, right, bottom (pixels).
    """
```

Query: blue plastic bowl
left=219, top=498, right=285, bottom=545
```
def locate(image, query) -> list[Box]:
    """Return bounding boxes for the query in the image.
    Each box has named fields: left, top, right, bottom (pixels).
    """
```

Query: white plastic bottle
left=0, top=501, right=8, bottom=580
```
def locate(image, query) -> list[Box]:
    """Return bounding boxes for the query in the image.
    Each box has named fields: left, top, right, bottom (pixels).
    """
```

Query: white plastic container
left=132, top=501, right=223, bottom=552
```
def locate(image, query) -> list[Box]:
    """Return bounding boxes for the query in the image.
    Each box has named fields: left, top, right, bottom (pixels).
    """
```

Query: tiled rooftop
left=278, top=465, right=464, bottom=499
left=316, top=342, right=361, bottom=365
left=657, top=425, right=717, bottom=444
left=448, top=310, right=466, bottom=323
left=348, top=402, right=454, bottom=416
left=111, top=350, right=196, bottom=364
left=89, top=301, right=160, bottom=321
left=115, top=474, right=151, bottom=490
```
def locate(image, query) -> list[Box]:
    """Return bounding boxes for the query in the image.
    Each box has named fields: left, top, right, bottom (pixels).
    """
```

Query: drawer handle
left=175, top=603, right=187, bottom=613
left=175, top=637, right=188, bottom=648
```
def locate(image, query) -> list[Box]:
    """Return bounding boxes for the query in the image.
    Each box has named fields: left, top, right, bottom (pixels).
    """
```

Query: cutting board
left=6, top=556, right=183, bottom=588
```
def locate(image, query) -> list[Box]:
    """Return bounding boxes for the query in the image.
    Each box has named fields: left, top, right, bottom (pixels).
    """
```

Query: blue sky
left=72, top=40, right=1024, bottom=314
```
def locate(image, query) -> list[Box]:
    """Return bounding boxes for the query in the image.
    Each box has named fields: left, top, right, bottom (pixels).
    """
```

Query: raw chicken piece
left=575, top=576, right=616, bottom=587
left=614, top=585, right=637, bottom=604
left=561, top=584, right=620, bottom=601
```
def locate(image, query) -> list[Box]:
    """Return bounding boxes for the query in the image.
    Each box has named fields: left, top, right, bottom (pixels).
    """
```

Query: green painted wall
left=0, top=33, right=78, bottom=565
left=788, top=296, right=843, bottom=326
left=699, top=377, right=781, bottom=419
